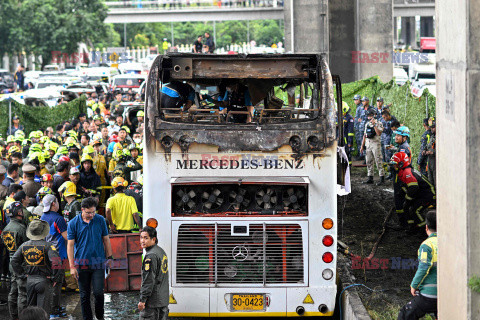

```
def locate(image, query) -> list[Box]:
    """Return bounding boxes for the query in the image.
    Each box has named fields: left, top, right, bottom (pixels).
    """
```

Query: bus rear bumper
left=168, top=285, right=336, bottom=317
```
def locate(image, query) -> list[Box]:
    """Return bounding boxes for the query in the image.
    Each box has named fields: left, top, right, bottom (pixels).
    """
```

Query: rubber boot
left=376, top=176, right=385, bottom=186
left=363, top=176, right=374, bottom=184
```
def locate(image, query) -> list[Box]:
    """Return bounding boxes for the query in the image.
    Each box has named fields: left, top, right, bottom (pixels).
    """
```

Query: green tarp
left=0, top=96, right=87, bottom=137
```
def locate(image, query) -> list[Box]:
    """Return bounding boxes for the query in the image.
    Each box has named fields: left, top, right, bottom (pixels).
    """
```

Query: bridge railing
left=105, top=0, right=284, bottom=9
left=393, top=0, right=434, bottom=4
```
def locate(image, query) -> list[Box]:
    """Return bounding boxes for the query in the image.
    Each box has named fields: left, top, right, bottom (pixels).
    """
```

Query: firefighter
left=10, top=219, right=62, bottom=316
left=394, top=126, right=412, bottom=158
left=2, top=201, right=28, bottom=319
left=58, top=181, right=81, bottom=223
left=360, top=109, right=385, bottom=185
left=138, top=226, right=169, bottom=320
left=113, top=149, right=142, bottom=184
left=398, top=210, right=437, bottom=319
left=342, top=102, right=354, bottom=165
left=390, top=152, right=436, bottom=229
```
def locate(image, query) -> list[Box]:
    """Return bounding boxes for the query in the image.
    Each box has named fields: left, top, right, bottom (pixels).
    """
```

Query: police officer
left=138, top=226, right=169, bottom=320
left=353, top=94, right=364, bottom=158
left=1, top=201, right=28, bottom=319
left=360, top=109, right=385, bottom=185
left=342, top=102, right=355, bottom=165
left=22, top=163, right=41, bottom=206
left=10, top=219, right=62, bottom=316
left=375, top=97, right=385, bottom=120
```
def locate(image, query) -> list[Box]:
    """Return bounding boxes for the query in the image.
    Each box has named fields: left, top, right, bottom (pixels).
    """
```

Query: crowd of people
left=0, top=91, right=169, bottom=319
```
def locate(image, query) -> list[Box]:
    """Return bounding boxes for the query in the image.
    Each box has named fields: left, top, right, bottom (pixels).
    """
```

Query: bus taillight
left=322, top=235, right=334, bottom=247
left=322, top=218, right=333, bottom=230
left=322, top=252, right=333, bottom=263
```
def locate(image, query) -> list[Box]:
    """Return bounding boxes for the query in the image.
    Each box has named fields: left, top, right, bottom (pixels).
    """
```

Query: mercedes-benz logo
left=232, top=246, right=249, bottom=261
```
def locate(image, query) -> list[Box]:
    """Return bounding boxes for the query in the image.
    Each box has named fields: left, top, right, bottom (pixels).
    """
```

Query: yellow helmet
left=40, top=136, right=49, bottom=144
left=64, top=137, right=76, bottom=146
left=112, top=177, right=128, bottom=188
left=14, top=130, right=25, bottom=138
left=29, top=152, right=45, bottom=164
left=112, top=149, right=124, bottom=161
left=6, top=135, right=15, bottom=143
left=83, top=145, right=95, bottom=155
left=342, top=101, right=350, bottom=114
left=59, top=181, right=77, bottom=197
left=48, top=142, right=59, bottom=153
left=81, top=153, right=94, bottom=164
left=8, top=145, right=20, bottom=155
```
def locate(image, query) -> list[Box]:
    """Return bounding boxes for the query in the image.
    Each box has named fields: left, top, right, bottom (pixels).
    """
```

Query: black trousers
left=398, top=294, right=437, bottom=320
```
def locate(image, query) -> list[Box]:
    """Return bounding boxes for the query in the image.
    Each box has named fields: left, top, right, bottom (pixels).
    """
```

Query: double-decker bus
left=144, top=53, right=343, bottom=317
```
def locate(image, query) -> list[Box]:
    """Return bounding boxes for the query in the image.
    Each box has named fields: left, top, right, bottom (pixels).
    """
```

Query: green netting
left=342, top=76, right=436, bottom=160
left=0, top=96, right=87, bottom=136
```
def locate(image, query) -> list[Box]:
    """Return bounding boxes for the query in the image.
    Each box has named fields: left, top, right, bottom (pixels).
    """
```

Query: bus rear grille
left=176, top=224, right=304, bottom=284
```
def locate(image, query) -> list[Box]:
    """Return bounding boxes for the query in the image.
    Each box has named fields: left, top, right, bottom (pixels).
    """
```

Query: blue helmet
left=353, top=94, right=361, bottom=100
left=394, top=126, right=410, bottom=137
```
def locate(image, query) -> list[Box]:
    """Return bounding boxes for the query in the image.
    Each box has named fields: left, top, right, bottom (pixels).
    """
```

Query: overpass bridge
left=105, top=0, right=434, bottom=24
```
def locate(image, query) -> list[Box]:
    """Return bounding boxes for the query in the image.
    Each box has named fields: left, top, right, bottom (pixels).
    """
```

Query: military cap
left=376, top=97, right=384, bottom=102
left=353, top=94, right=361, bottom=100
left=23, top=163, right=37, bottom=173
left=361, top=96, right=370, bottom=102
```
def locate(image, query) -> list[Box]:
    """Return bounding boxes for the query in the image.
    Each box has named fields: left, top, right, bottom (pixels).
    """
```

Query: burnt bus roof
left=145, top=53, right=337, bottom=154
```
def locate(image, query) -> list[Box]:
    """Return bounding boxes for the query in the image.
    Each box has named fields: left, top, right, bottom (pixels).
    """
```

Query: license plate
left=231, top=294, right=265, bottom=311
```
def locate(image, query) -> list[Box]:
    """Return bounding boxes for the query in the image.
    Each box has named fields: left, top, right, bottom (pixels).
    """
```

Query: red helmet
left=109, top=134, right=119, bottom=143
left=59, top=156, right=71, bottom=163
left=389, top=152, right=410, bottom=169
left=42, top=173, right=53, bottom=182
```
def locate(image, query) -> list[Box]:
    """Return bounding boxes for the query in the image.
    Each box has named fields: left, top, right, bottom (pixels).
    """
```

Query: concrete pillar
left=437, top=1, right=480, bottom=319
left=3, top=54, right=9, bottom=71
left=420, top=16, right=434, bottom=37
left=329, top=0, right=356, bottom=83
left=284, top=0, right=328, bottom=54
left=394, top=17, right=398, bottom=44
left=355, top=0, right=393, bottom=82
left=28, top=53, right=35, bottom=71
left=401, top=17, right=416, bottom=47
left=12, top=55, right=18, bottom=70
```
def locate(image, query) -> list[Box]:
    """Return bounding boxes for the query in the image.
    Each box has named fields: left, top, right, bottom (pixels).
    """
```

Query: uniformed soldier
left=360, top=109, right=385, bottom=185
left=425, top=119, right=436, bottom=186
left=353, top=95, right=363, bottom=157
left=417, top=118, right=431, bottom=176
left=342, top=102, right=355, bottom=165
left=22, top=163, right=41, bottom=206
left=10, top=219, right=62, bottom=316
left=1, top=201, right=28, bottom=319
left=138, top=226, right=169, bottom=320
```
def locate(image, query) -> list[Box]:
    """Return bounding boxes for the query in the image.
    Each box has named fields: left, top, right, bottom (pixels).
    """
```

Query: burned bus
left=144, top=53, right=341, bottom=316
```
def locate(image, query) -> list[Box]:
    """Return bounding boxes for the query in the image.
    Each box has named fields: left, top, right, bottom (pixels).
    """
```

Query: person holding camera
left=360, top=109, right=385, bottom=185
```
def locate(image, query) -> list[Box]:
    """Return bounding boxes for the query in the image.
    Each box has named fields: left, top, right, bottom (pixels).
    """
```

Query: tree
left=12, top=0, right=108, bottom=69
left=131, top=34, right=150, bottom=48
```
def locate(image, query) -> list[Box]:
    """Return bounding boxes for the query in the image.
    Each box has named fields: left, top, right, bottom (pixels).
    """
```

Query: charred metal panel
left=145, top=53, right=336, bottom=155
